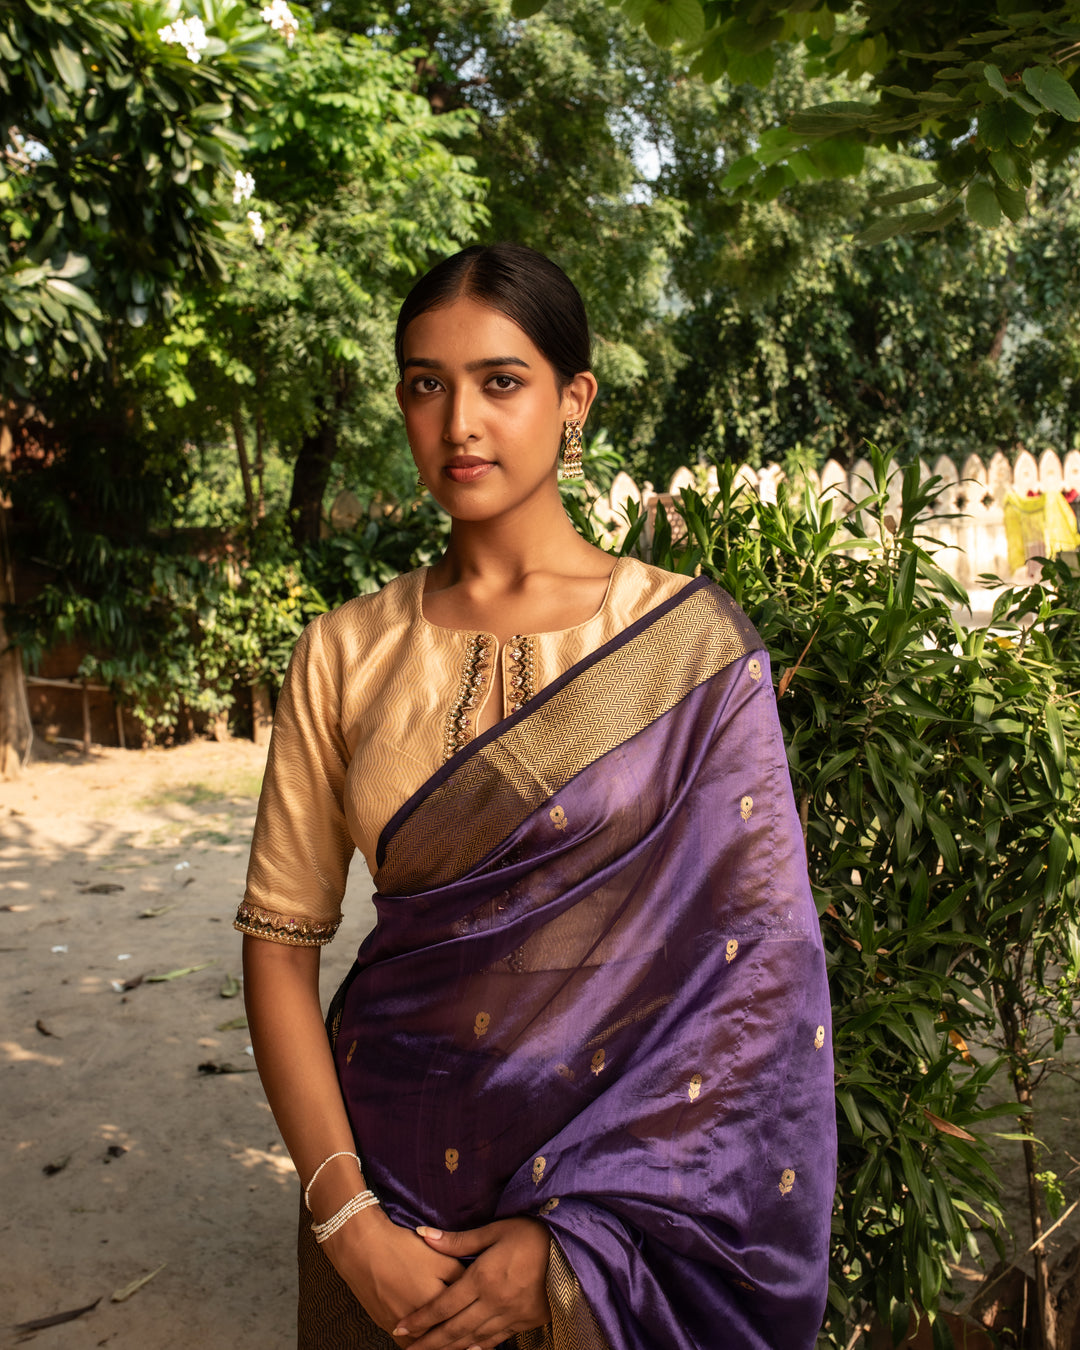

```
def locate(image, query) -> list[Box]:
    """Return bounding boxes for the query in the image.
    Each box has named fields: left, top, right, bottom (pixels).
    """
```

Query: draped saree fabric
left=331, top=579, right=836, bottom=1350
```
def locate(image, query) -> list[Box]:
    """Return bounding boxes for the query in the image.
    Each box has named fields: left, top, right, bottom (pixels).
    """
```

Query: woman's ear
left=562, top=370, right=598, bottom=426
left=395, top=382, right=405, bottom=414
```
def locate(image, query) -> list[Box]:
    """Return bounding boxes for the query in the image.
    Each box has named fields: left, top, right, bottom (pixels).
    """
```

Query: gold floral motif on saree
left=444, top=1148, right=459, bottom=1174
left=779, top=1168, right=795, bottom=1196
left=474, top=1011, right=491, bottom=1037
left=688, top=1073, right=702, bottom=1102
left=726, top=938, right=739, bottom=963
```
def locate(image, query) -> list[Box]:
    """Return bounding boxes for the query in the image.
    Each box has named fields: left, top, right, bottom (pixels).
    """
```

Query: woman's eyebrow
left=402, top=356, right=532, bottom=371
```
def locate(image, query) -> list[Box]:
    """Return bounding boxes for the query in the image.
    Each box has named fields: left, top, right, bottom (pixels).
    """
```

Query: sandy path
left=0, top=741, right=374, bottom=1349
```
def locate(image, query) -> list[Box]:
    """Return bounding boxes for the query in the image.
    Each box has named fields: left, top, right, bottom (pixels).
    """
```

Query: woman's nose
left=444, top=388, right=480, bottom=444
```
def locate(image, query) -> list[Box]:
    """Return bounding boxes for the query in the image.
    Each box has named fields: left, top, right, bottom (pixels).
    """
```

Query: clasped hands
left=327, top=1212, right=551, bottom=1350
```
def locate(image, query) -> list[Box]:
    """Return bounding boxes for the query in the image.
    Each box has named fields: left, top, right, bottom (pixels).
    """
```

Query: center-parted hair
left=395, top=243, right=591, bottom=387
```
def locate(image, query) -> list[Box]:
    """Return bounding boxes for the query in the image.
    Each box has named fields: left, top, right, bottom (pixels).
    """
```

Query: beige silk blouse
left=235, top=556, right=694, bottom=946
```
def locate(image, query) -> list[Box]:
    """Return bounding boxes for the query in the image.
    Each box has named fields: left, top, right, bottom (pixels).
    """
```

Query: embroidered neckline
left=506, top=635, right=536, bottom=714
left=444, top=634, right=493, bottom=760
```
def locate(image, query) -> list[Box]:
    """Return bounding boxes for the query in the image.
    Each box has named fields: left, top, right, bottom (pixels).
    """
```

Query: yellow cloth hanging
left=1003, top=490, right=1080, bottom=573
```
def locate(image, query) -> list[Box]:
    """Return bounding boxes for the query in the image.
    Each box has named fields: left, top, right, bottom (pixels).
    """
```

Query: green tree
left=515, top=0, right=1080, bottom=238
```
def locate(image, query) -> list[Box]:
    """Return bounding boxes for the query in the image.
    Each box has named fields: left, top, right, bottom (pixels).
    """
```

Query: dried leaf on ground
left=110, top=974, right=145, bottom=993
left=42, top=1155, right=70, bottom=1176
left=138, top=905, right=172, bottom=919
left=219, top=972, right=241, bottom=999
left=79, top=883, right=125, bottom=894
left=145, top=963, right=212, bottom=983
left=110, top=1263, right=166, bottom=1303
left=14, top=1297, right=100, bottom=1332
left=197, top=1060, right=255, bottom=1075
left=216, top=1014, right=248, bottom=1031
left=35, top=1019, right=58, bottom=1037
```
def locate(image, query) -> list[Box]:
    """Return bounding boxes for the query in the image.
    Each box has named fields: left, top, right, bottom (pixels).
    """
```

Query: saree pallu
left=331, top=579, right=836, bottom=1350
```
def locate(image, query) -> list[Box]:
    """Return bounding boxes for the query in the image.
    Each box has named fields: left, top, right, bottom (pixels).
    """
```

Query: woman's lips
left=444, top=459, right=495, bottom=483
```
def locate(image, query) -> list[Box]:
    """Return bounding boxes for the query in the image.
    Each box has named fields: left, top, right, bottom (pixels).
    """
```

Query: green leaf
left=1045, top=702, right=1066, bottom=770
left=50, top=38, right=86, bottom=93
left=983, top=64, right=1009, bottom=98
left=1003, top=101, right=1036, bottom=145
left=988, top=148, right=1023, bottom=190
left=995, top=181, right=1028, bottom=221
left=511, top=0, right=548, bottom=15
left=789, top=102, right=881, bottom=136
left=966, top=179, right=1002, bottom=227
left=725, top=46, right=774, bottom=88
left=1021, top=66, right=1080, bottom=121
left=808, top=136, right=865, bottom=179
left=720, top=154, right=758, bottom=190
left=1045, top=824, right=1069, bottom=901
left=870, top=181, right=942, bottom=208
left=854, top=214, right=913, bottom=246
left=977, top=103, right=1009, bottom=151
left=622, top=0, right=705, bottom=46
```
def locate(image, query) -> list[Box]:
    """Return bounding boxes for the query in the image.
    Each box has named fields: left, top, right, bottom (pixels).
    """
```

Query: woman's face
left=396, top=296, right=594, bottom=523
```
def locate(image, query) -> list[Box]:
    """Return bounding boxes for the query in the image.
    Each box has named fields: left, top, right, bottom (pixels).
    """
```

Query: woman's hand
left=390, top=1217, right=551, bottom=1350
left=321, top=1206, right=465, bottom=1343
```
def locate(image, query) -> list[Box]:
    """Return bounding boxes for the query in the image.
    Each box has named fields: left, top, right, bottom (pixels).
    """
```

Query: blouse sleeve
left=235, top=617, right=355, bottom=946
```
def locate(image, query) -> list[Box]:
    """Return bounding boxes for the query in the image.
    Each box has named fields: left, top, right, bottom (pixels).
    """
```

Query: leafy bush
left=14, top=541, right=325, bottom=735
left=577, top=449, right=1080, bottom=1344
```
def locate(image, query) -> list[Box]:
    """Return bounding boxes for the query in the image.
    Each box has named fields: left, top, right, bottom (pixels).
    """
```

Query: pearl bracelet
left=311, top=1189, right=380, bottom=1244
left=304, top=1150, right=363, bottom=1213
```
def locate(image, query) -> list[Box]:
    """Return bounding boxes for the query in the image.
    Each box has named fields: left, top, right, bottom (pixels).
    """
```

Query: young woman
left=238, top=243, right=836, bottom=1350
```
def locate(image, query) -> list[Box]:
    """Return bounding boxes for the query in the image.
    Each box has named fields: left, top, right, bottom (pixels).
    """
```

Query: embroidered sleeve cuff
left=233, top=900, right=341, bottom=947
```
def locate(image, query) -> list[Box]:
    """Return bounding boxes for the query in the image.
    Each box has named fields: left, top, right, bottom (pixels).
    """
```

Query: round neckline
left=415, top=555, right=630, bottom=639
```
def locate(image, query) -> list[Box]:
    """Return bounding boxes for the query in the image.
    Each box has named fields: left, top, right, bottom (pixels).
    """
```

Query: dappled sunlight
left=1, top=1039, right=64, bottom=1067
left=230, top=1144, right=297, bottom=1184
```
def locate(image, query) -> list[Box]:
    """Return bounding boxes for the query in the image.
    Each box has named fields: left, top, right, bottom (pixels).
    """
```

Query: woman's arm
left=242, top=935, right=464, bottom=1337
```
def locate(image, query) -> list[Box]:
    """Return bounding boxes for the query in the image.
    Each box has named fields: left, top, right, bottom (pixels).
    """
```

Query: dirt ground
left=1, top=738, right=1077, bottom=1349
left=0, top=739, right=376, bottom=1350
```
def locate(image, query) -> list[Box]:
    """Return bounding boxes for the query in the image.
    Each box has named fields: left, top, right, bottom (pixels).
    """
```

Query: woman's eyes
left=409, top=374, right=522, bottom=395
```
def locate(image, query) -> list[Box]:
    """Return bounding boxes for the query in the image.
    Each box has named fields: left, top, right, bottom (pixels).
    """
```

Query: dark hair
left=395, top=243, right=591, bottom=387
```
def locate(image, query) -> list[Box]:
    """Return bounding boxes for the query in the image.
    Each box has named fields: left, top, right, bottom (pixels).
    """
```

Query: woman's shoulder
left=292, top=570, right=422, bottom=669
left=613, top=558, right=762, bottom=653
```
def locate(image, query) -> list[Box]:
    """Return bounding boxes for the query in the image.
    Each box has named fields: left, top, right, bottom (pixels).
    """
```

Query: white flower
left=247, top=210, right=266, bottom=246
left=157, top=15, right=209, bottom=62
left=232, top=170, right=255, bottom=205
left=259, top=0, right=298, bottom=47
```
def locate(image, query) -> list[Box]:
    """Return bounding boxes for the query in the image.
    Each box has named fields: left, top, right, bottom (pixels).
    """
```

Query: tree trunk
left=0, top=497, right=30, bottom=778
left=998, top=981, right=1057, bottom=1349
left=288, top=411, right=338, bottom=549
left=232, top=406, right=257, bottom=529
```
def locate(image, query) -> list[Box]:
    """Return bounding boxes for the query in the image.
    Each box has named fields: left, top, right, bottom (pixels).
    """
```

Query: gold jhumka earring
left=559, top=419, right=583, bottom=481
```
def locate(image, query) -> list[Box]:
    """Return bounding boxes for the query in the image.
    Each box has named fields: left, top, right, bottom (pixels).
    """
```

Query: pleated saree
left=289, top=577, right=835, bottom=1350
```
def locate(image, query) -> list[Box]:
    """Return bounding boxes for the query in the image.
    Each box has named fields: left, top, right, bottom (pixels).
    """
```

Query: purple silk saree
left=332, top=579, right=836, bottom=1350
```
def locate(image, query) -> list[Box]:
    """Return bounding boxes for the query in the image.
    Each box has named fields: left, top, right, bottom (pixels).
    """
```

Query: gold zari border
left=233, top=900, right=341, bottom=947
left=376, top=585, right=759, bottom=895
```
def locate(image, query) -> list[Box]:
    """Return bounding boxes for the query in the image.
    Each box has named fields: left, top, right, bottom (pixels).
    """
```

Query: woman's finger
left=392, top=1283, right=477, bottom=1340
left=415, top=1224, right=498, bottom=1258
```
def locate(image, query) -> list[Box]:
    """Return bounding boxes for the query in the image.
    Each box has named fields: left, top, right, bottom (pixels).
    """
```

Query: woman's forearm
left=242, top=934, right=368, bottom=1220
